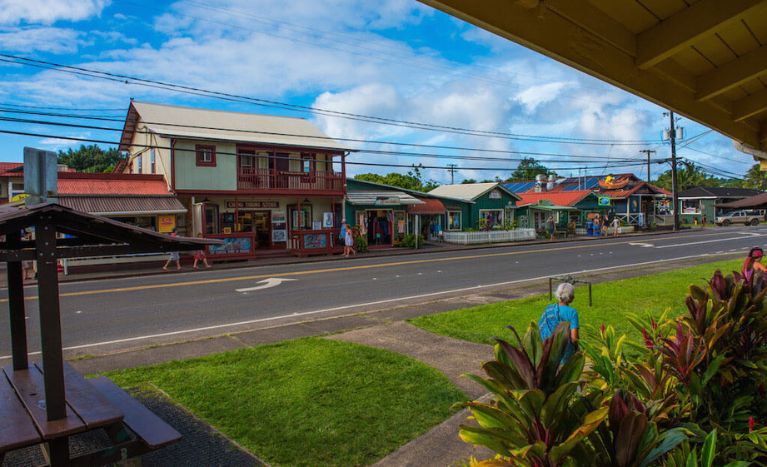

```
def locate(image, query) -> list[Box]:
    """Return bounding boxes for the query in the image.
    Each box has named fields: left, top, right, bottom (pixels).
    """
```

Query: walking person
left=343, top=223, right=356, bottom=257
left=192, top=233, right=211, bottom=269
left=539, top=282, right=580, bottom=363
left=163, top=228, right=182, bottom=271
left=546, top=215, right=556, bottom=239
left=601, top=215, right=609, bottom=237
left=611, top=216, right=620, bottom=237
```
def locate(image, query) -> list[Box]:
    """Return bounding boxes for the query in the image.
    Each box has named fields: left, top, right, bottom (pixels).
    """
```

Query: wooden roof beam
left=697, top=45, right=767, bottom=101
left=543, top=0, right=635, bottom=56
left=636, top=0, right=767, bottom=70
left=733, top=88, right=767, bottom=121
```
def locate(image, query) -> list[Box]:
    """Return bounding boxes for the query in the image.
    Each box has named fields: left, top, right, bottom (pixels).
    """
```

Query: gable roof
left=679, top=186, right=762, bottom=199
left=516, top=190, right=595, bottom=207
left=120, top=101, right=350, bottom=152
left=428, top=182, right=520, bottom=201
left=718, top=193, right=767, bottom=209
left=347, top=178, right=473, bottom=204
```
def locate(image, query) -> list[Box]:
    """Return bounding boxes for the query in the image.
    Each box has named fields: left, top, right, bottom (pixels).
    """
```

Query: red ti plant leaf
left=641, top=327, right=654, bottom=351
left=495, top=338, right=535, bottom=389
left=709, top=270, right=730, bottom=301
left=750, top=416, right=756, bottom=433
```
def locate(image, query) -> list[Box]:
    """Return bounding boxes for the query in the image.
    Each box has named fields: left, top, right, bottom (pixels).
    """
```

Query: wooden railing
left=237, top=168, right=344, bottom=192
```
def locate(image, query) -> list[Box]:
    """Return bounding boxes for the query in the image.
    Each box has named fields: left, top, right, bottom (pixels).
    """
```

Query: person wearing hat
left=743, top=247, right=767, bottom=282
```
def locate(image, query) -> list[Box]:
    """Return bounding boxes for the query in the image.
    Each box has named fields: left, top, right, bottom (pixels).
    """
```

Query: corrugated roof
left=57, top=195, right=186, bottom=216
left=0, top=162, right=23, bottom=176
left=408, top=197, right=446, bottom=214
left=679, top=186, right=762, bottom=199
left=347, top=191, right=423, bottom=206
left=718, top=193, right=767, bottom=209
left=57, top=174, right=170, bottom=195
left=429, top=182, right=519, bottom=201
left=129, top=102, right=350, bottom=152
left=517, top=190, right=594, bottom=207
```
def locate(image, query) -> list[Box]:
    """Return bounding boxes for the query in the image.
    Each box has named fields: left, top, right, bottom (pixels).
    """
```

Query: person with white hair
left=539, top=282, right=580, bottom=362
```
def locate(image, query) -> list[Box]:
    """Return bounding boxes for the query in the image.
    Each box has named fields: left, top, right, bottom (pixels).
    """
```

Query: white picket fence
left=442, top=229, right=536, bottom=245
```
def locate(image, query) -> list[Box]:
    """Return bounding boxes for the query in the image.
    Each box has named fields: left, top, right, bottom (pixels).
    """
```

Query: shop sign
left=598, top=196, right=612, bottom=207
left=11, top=193, right=28, bottom=202
left=158, top=214, right=176, bottom=233
left=375, top=197, right=400, bottom=206
left=226, top=201, right=279, bottom=209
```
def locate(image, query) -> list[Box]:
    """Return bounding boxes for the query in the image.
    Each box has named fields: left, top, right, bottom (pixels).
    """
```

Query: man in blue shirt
left=539, top=282, right=580, bottom=362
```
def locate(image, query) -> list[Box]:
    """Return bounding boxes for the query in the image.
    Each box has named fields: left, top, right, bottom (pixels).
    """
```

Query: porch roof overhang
left=419, top=0, right=767, bottom=158
left=408, top=197, right=447, bottom=214
left=346, top=191, right=424, bottom=206
left=57, top=195, right=187, bottom=217
left=520, top=203, right=579, bottom=211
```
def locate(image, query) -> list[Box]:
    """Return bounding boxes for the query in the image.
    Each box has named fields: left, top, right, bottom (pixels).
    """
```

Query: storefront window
left=681, top=199, right=700, bottom=214
left=290, top=205, right=312, bottom=230
left=447, top=211, right=462, bottom=230
left=480, top=209, right=504, bottom=229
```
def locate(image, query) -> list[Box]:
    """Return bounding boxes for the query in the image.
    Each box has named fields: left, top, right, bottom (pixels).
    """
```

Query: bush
left=459, top=269, right=767, bottom=466
left=354, top=234, right=368, bottom=253
left=398, top=233, right=425, bottom=248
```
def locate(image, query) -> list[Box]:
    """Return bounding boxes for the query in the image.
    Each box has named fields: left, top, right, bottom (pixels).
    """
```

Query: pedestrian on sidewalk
left=743, top=247, right=767, bottom=283
left=343, top=223, right=356, bottom=257
left=601, top=215, right=610, bottom=237
left=163, top=228, right=181, bottom=271
left=539, top=282, right=579, bottom=363
left=193, top=233, right=211, bottom=269
left=546, top=215, right=556, bottom=239
left=611, top=216, right=620, bottom=237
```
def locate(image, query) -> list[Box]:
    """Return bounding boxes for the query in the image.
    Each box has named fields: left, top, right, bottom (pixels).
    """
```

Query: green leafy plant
left=354, top=233, right=368, bottom=253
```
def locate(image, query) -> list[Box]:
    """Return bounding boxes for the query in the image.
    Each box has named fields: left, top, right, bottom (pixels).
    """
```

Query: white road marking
left=655, top=235, right=765, bottom=249
left=0, top=251, right=738, bottom=359
left=628, top=242, right=654, bottom=247
left=75, top=310, right=82, bottom=314
left=235, top=278, right=297, bottom=293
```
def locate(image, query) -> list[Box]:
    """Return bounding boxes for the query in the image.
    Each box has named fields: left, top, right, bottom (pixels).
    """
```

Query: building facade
left=428, top=182, right=520, bottom=230
left=118, top=101, right=350, bottom=258
left=678, top=186, right=762, bottom=224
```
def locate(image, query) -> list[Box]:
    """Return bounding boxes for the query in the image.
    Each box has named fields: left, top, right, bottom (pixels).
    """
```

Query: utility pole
left=667, top=111, right=680, bottom=231
left=447, top=164, right=457, bottom=184
left=639, top=149, right=656, bottom=183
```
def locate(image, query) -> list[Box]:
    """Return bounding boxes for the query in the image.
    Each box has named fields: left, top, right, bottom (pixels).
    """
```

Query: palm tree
left=743, top=164, right=767, bottom=191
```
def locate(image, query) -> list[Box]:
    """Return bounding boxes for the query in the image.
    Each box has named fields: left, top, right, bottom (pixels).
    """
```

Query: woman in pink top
left=743, top=247, right=767, bottom=282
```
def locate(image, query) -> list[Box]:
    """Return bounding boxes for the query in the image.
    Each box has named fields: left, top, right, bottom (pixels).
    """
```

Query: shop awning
left=346, top=191, right=423, bottom=206
left=408, top=198, right=446, bottom=214
left=57, top=195, right=187, bottom=217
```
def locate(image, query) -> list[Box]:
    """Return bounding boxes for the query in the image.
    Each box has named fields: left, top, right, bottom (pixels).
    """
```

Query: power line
left=0, top=128, right=651, bottom=173
left=0, top=53, right=665, bottom=146
left=0, top=111, right=652, bottom=163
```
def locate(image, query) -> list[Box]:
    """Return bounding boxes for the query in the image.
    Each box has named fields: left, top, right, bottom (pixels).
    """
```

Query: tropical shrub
left=398, top=233, right=425, bottom=248
left=354, top=233, right=368, bottom=253
left=460, top=269, right=767, bottom=466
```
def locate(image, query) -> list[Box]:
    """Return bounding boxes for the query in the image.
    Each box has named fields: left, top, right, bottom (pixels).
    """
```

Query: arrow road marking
left=628, top=242, right=654, bottom=247
left=236, top=278, right=297, bottom=293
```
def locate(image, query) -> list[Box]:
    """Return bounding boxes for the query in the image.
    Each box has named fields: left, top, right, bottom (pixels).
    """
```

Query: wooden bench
left=89, top=377, right=181, bottom=450
left=0, top=369, right=42, bottom=462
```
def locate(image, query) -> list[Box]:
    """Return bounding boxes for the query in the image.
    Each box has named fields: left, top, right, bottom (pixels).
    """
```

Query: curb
left=33, top=227, right=703, bottom=285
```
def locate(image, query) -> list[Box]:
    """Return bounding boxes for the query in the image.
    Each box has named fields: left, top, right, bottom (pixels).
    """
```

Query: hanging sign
left=598, top=196, right=612, bottom=207
left=158, top=215, right=177, bottom=233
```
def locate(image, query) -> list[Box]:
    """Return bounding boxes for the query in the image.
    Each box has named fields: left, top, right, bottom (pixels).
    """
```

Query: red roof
left=57, top=173, right=170, bottom=196
left=602, top=182, right=670, bottom=199
left=0, top=162, right=23, bottom=176
left=408, top=197, right=446, bottom=214
left=517, top=190, right=594, bottom=207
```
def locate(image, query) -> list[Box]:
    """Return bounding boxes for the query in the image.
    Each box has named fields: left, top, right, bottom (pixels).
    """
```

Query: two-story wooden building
left=118, top=101, right=350, bottom=258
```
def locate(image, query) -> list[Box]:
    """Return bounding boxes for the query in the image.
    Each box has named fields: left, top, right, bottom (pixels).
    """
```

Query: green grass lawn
left=105, top=338, right=466, bottom=467
left=410, top=259, right=742, bottom=345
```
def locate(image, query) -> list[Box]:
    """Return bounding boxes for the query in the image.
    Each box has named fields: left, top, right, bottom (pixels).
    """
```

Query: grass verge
left=105, top=337, right=466, bottom=467
left=409, top=258, right=742, bottom=345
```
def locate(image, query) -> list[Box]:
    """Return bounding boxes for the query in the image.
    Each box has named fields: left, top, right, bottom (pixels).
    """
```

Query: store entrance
left=367, top=210, right=392, bottom=246
left=238, top=210, right=272, bottom=249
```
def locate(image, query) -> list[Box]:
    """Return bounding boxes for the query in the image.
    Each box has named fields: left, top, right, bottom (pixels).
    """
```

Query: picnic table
left=0, top=202, right=219, bottom=465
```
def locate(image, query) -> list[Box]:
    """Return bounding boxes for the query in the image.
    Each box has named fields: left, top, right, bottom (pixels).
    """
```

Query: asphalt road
left=1, top=227, right=765, bottom=357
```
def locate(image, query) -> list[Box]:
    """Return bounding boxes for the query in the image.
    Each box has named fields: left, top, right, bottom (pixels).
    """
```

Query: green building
left=678, top=187, right=762, bottom=224
left=428, top=183, right=520, bottom=230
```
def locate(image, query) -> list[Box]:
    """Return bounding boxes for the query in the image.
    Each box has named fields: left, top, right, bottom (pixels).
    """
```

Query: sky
left=0, top=0, right=756, bottom=183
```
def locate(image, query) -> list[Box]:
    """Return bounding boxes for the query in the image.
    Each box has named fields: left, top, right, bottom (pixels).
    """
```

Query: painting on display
left=271, top=211, right=287, bottom=242
left=323, top=212, right=334, bottom=228
left=303, top=233, right=327, bottom=249
left=208, top=236, right=253, bottom=255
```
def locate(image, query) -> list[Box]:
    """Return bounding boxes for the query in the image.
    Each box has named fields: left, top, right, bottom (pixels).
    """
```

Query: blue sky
left=0, top=0, right=754, bottom=182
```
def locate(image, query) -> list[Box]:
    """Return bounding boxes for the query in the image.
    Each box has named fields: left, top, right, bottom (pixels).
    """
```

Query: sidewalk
left=7, top=226, right=691, bottom=286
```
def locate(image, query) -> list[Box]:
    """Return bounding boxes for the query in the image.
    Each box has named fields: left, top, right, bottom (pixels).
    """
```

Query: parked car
left=715, top=210, right=762, bottom=226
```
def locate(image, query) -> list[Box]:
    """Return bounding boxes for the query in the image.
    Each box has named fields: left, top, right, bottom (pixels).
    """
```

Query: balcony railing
left=237, top=168, right=344, bottom=193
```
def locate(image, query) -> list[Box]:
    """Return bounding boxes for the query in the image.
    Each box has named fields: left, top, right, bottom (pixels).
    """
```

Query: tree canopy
left=353, top=165, right=439, bottom=192
left=57, top=144, right=122, bottom=173
left=509, top=157, right=554, bottom=181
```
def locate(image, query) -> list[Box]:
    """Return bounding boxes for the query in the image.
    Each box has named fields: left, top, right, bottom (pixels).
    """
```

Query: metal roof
left=420, top=0, right=767, bottom=158
left=678, top=186, right=762, bottom=198
left=428, top=182, right=520, bottom=201
left=57, top=195, right=186, bottom=216
left=123, top=101, right=350, bottom=152
left=408, top=197, right=446, bottom=214
left=347, top=191, right=424, bottom=206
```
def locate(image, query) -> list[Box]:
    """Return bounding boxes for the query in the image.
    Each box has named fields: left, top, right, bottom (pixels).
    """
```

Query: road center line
left=0, top=251, right=739, bottom=358
left=655, top=235, right=765, bottom=249
left=0, top=230, right=745, bottom=303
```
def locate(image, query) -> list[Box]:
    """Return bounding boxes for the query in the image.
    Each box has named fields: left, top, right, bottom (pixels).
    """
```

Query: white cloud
left=0, top=27, right=83, bottom=53
left=515, top=81, right=573, bottom=113
left=0, top=0, right=110, bottom=25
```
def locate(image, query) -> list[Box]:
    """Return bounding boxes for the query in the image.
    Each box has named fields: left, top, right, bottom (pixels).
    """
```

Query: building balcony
left=237, top=168, right=345, bottom=194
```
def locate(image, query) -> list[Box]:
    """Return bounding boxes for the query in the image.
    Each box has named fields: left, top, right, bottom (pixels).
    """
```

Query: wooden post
left=35, top=219, right=67, bottom=422
left=7, top=231, right=28, bottom=370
